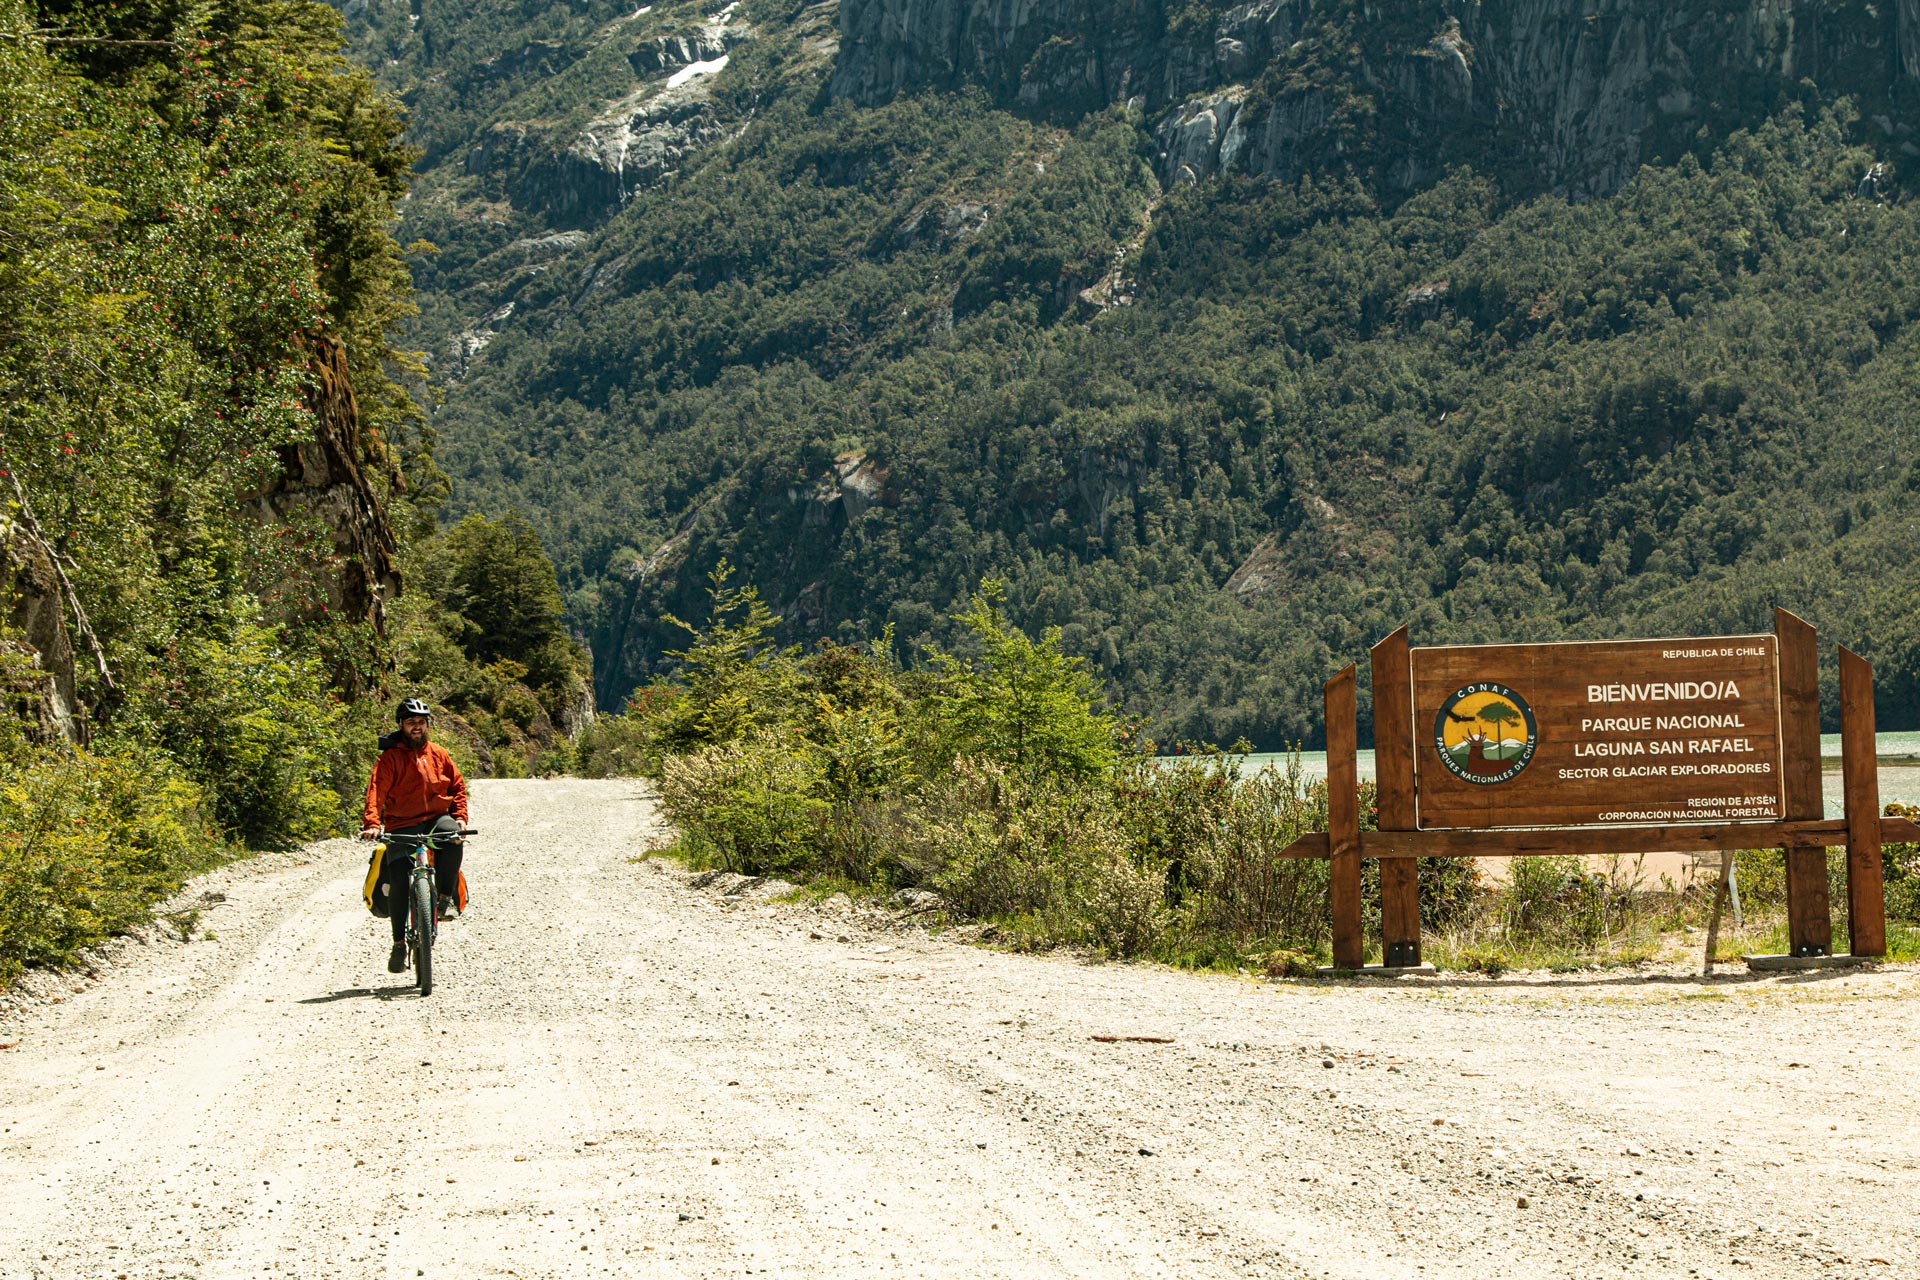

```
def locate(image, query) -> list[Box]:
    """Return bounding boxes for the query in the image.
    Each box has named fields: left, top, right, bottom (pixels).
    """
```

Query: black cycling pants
left=379, top=815, right=464, bottom=943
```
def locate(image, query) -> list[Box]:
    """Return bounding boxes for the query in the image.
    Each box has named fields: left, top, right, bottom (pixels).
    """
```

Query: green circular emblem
left=1432, top=682, right=1538, bottom=785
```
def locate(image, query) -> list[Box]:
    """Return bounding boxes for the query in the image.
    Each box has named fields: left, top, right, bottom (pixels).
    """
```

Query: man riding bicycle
left=359, top=698, right=469, bottom=974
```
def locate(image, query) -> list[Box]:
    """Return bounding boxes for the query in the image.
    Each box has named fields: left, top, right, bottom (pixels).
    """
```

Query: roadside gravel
left=1, top=777, right=1915, bottom=1279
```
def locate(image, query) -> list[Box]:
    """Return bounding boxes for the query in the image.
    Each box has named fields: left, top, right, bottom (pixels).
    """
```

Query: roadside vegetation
left=1427, top=845, right=1920, bottom=974
left=582, top=565, right=1364, bottom=962
left=0, top=0, right=584, bottom=980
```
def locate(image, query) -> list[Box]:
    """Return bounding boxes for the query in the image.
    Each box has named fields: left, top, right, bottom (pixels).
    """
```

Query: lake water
left=1173, top=730, right=1920, bottom=818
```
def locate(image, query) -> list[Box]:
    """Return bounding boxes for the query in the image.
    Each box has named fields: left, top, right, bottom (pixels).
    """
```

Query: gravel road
left=2, top=778, right=1917, bottom=1279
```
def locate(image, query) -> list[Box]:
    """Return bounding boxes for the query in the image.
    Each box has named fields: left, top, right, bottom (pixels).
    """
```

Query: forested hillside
left=337, top=0, right=1920, bottom=744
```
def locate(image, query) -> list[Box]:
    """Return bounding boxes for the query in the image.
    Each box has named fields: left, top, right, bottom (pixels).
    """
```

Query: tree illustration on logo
left=1479, top=699, right=1524, bottom=759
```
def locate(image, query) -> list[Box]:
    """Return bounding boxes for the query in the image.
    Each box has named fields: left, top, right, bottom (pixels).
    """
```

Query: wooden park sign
left=1284, top=609, right=1920, bottom=971
left=1413, top=635, right=1786, bottom=829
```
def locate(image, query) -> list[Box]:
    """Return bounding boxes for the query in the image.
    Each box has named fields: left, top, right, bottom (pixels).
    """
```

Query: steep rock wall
left=829, top=0, right=1169, bottom=114
left=0, top=514, right=85, bottom=744
left=242, top=335, right=402, bottom=674
left=834, top=0, right=1917, bottom=195
left=460, top=8, right=753, bottom=228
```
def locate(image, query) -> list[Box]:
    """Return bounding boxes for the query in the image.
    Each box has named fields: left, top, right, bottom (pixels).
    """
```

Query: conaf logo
left=1432, top=683, right=1538, bottom=785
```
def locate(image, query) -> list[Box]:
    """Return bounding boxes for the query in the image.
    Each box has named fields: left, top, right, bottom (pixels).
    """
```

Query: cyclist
left=358, top=698, right=469, bottom=973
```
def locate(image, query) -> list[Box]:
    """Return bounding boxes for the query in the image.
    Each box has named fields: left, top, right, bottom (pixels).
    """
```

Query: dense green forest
left=335, top=0, right=1920, bottom=745
left=0, top=0, right=587, bottom=977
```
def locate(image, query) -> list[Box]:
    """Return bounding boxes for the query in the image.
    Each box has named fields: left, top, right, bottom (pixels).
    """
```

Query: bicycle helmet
left=396, top=697, right=433, bottom=723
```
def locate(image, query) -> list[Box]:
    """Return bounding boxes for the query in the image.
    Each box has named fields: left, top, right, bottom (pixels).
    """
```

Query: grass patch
left=1427, top=933, right=1661, bottom=974
left=1429, top=870, right=1920, bottom=975
left=633, top=832, right=723, bottom=871
left=777, top=874, right=893, bottom=905
left=1887, top=923, right=1920, bottom=960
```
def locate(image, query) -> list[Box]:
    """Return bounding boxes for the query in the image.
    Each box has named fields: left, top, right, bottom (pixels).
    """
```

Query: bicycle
left=375, top=826, right=477, bottom=996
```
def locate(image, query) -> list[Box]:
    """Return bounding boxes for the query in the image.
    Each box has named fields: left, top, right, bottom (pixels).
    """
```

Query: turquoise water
left=1176, top=730, right=1920, bottom=817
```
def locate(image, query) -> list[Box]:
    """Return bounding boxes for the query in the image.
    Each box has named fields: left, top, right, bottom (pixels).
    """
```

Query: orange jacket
left=362, top=740, right=469, bottom=831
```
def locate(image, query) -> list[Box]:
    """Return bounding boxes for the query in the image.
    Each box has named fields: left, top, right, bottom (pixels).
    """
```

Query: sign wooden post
left=1775, top=609, right=1831, bottom=957
left=1840, top=647, right=1885, bottom=957
left=1290, top=610, right=1914, bottom=974
left=1325, top=664, right=1363, bottom=969
left=1371, top=626, right=1420, bottom=968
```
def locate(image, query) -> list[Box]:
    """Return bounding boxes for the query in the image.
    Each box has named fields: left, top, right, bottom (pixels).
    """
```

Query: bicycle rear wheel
left=411, top=875, right=435, bottom=996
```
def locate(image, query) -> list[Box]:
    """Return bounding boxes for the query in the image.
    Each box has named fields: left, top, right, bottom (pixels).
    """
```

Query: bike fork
left=409, top=869, right=436, bottom=954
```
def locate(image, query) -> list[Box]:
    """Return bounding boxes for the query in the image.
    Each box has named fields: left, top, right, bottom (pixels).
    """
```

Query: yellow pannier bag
left=363, top=841, right=389, bottom=916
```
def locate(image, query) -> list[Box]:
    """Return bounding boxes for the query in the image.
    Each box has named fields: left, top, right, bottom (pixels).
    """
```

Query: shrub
left=637, top=574, right=1505, bottom=963
left=1878, top=803, right=1919, bottom=923
left=1414, top=856, right=1483, bottom=932
left=653, top=562, right=802, bottom=755
left=1731, top=847, right=1788, bottom=906
left=1134, top=753, right=1333, bottom=953
left=130, top=609, right=348, bottom=847
left=1501, top=856, right=1610, bottom=945
left=906, top=760, right=1166, bottom=956
left=913, top=581, right=1117, bottom=784
left=1887, top=855, right=1920, bottom=923
left=654, top=731, right=828, bottom=875
left=0, top=740, right=217, bottom=981
left=495, top=682, right=544, bottom=734
left=573, top=711, right=661, bottom=778
left=1882, top=850, right=1920, bottom=924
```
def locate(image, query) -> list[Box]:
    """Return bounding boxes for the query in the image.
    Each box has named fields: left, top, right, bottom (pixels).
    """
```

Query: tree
left=441, top=513, right=584, bottom=699
left=919, top=580, right=1117, bottom=782
left=1479, top=701, right=1524, bottom=756
left=653, top=560, right=800, bottom=753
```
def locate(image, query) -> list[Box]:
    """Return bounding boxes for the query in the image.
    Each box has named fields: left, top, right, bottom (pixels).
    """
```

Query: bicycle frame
left=375, top=826, right=477, bottom=993
left=401, top=838, right=438, bottom=957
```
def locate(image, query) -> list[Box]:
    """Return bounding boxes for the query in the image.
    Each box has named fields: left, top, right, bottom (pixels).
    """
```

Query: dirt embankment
left=2, top=778, right=1915, bottom=1279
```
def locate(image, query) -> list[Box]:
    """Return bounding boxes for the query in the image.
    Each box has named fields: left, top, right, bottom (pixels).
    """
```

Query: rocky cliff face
left=829, top=0, right=1168, bottom=115
left=0, top=513, right=85, bottom=744
left=833, top=0, right=1919, bottom=195
left=460, top=3, right=755, bottom=228
left=241, top=335, right=402, bottom=684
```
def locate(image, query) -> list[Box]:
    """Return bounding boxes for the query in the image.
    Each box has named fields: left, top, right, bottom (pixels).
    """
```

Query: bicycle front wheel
left=411, top=875, right=435, bottom=996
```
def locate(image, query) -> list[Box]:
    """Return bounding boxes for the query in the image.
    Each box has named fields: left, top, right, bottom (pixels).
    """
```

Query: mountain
left=333, top=0, right=1920, bottom=744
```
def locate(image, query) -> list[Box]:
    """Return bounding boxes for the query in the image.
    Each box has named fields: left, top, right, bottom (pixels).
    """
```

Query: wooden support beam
left=1839, top=646, right=1886, bottom=958
left=1366, top=820, right=1847, bottom=859
left=1775, top=608, right=1832, bottom=957
left=1371, top=626, right=1420, bottom=967
left=1326, top=664, right=1363, bottom=969
left=1270, top=817, right=1918, bottom=862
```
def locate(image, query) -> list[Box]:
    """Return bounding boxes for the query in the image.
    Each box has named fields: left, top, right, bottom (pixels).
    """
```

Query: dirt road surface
left=3, top=778, right=1917, bottom=1279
